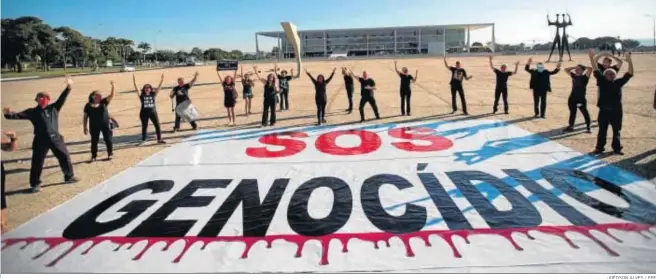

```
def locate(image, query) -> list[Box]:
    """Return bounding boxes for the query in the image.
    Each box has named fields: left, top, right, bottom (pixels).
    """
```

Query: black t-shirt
left=569, top=73, right=590, bottom=99
left=449, top=67, right=467, bottom=87
left=399, top=74, right=414, bottom=91
left=359, top=77, right=376, bottom=97
left=594, top=71, right=632, bottom=110
left=140, top=93, right=156, bottom=110
left=172, top=84, right=192, bottom=104
left=84, top=98, right=110, bottom=127
left=223, top=81, right=236, bottom=100
left=264, top=83, right=277, bottom=99
left=242, top=81, right=253, bottom=93
left=494, top=69, right=512, bottom=88
left=344, top=75, right=354, bottom=88
left=596, top=63, right=620, bottom=86
left=277, top=75, right=292, bottom=91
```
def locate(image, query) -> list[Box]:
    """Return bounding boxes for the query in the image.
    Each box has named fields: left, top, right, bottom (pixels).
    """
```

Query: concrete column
left=366, top=33, right=369, bottom=56
left=417, top=28, right=421, bottom=54
left=394, top=29, right=397, bottom=56
left=323, top=31, right=327, bottom=57
left=277, top=34, right=282, bottom=60
left=443, top=27, right=447, bottom=55
left=491, top=24, right=496, bottom=53
left=466, top=26, right=471, bottom=53
left=255, top=33, right=260, bottom=59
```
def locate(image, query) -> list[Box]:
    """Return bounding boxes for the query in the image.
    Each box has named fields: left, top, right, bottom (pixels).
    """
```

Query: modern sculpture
left=281, top=22, right=302, bottom=78
left=547, top=13, right=573, bottom=62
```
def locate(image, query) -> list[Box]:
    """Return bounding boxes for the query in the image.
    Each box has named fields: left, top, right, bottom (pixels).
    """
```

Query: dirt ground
left=1, top=54, right=655, bottom=232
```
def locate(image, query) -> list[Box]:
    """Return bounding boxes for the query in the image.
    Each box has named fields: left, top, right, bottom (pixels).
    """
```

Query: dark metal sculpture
left=547, top=13, right=573, bottom=62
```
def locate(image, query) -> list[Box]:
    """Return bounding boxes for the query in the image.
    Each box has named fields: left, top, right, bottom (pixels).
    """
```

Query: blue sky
left=2, top=0, right=655, bottom=52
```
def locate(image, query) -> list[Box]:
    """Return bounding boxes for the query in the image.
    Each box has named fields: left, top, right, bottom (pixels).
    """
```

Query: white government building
left=255, top=23, right=496, bottom=58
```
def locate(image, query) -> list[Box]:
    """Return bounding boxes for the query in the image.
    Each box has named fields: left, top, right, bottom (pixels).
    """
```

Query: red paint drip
left=2, top=223, right=652, bottom=267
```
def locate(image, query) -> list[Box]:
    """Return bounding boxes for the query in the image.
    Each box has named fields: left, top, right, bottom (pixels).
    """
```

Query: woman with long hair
left=253, top=66, right=280, bottom=127
left=217, top=68, right=239, bottom=126
left=237, top=67, right=255, bottom=116
left=133, top=73, right=166, bottom=145
left=83, top=80, right=116, bottom=162
left=306, top=68, right=336, bottom=125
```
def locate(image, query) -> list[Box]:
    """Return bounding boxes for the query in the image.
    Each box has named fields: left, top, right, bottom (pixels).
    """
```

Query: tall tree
left=54, top=26, right=93, bottom=69
left=1, top=17, right=44, bottom=72
left=138, top=42, right=151, bottom=63
left=175, top=51, right=189, bottom=62
left=190, top=47, right=203, bottom=59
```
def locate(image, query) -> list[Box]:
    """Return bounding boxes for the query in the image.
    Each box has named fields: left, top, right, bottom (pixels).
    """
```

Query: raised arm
left=394, top=60, right=402, bottom=75
left=325, top=68, right=336, bottom=84
left=513, top=61, right=519, bottom=75
left=290, top=68, right=299, bottom=80
left=273, top=63, right=279, bottom=76
left=610, top=54, right=624, bottom=70
left=3, top=107, right=31, bottom=120
left=348, top=69, right=361, bottom=80
left=252, top=66, right=267, bottom=84
left=305, top=69, right=316, bottom=83
left=488, top=56, right=495, bottom=71
left=443, top=57, right=450, bottom=70
left=549, top=63, right=561, bottom=75
left=0, top=131, right=18, bottom=152
left=413, top=70, right=418, bottom=82
left=626, top=53, right=634, bottom=76
left=189, top=71, right=199, bottom=87
left=216, top=70, right=224, bottom=83
left=155, top=73, right=164, bottom=95
left=525, top=58, right=533, bottom=73
left=563, top=66, right=576, bottom=74
left=133, top=74, right=141, bottom=97
left=584, top=66, right=593, bottom=78
left=53, top=76, right=73, bottom=111
left=105, top=81, right=116, bottom=104
left=589, top=49, right=599, bottom=72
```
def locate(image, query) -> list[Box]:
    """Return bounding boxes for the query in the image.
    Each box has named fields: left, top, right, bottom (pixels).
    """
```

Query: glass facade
left=270, top=26, right=469, bottom=58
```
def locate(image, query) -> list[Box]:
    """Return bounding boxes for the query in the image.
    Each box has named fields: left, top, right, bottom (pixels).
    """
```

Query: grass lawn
left=1, top=66, right=164, bottom=79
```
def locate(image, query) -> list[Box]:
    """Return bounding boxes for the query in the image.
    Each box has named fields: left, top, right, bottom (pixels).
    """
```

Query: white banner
left=2, top=119, right=656, bottom=273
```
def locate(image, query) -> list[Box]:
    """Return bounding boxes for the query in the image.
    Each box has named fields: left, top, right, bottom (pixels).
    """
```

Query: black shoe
left=401, top=113, right=406, bottom=116
left=322, top=119, right=327, bottom=124
left=347, top=110, right=353, bottom=114
left=407, top=113, right=411, bottom=116
left=534, top=114, right=539, bottom=118
left=88, top=157, right=97, bottom=163
left=463, top=112, right=469, bottom=116
left=613, top=150, right=625, bottom=155
left=586, top=127, right=592, bottom=133
left=504, top=111, right=509, bottom=115
left=360, top=120, right=365, bottom=123
left=107, top=154, right=113, bottom=160
left=192, top=126, right=198, bottom=130
left=493, top=109, right=498, bottom=114
left=65, top=176, right=80, bottom=184
left=540, top=116, right=546, bottom=119
left=30, top=186, right=41, bottom=193
left=452, top=110, right=457, bottom=114
left=376, top=116, right=381, bottom=120
left=592, top=149, right=604, bottom=155
left=270, top=123, right=276, bottom=127
left=157, top=140, right=166, bottom=144
left=563, top=127, right=574, bottom=133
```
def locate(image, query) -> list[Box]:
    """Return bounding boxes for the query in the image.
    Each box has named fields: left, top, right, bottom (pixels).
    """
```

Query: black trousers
left=450, top=86, right=467, bottom=113
left=30, top=136, right=74, bottom=188
left=346, top=86, right=354, bottom=111
left=316, top=101, right=327, bottom=122
left=90, top=124, right=113, bottom=159
left=1, top=162, right=6, bottom=209
left=400, top=89, right=411, bottom=115
left=174, top=115, right=197, bottom=130
left=493, top=87, right=509, bottom=113
left=359, top=95, right=380, bottom=121
left=596, top=109, right=623, bottom=152
left=262, top=97, right=277, bottom=125
left=140, top=109, right=162, bottom=141
left=532, top=90, right=548, bottom=117
left=567, top=97, right=591, bottom=128
left=280, top=89, right=289, bottom=110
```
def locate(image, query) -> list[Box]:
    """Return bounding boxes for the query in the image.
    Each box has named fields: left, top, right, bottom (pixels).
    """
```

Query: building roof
left=257, top=23, right=493, bottom=37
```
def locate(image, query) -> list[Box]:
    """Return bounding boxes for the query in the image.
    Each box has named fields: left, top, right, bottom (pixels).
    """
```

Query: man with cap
left=3, top=76, right=79, bottom=193
left=588, top=49, right=634, bottom=155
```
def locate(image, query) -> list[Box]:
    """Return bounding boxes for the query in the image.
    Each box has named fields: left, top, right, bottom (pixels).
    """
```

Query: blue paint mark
left=417, top=163, right=428, bottom=172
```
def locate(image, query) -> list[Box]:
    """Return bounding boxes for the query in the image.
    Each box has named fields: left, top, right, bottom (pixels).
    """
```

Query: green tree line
left=1, top=16, right=245, bottom=73
left=490, top=36, right=641, bottom=52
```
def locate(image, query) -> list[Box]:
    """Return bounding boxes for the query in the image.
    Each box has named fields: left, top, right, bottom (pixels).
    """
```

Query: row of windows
left=295, top=29, right=451, bottom=39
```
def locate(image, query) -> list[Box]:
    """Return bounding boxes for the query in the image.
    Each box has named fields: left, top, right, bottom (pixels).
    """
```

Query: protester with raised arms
left=83, top=81, right=116, bottom=162
left=562, top=64, right=593, bottom=133
left=275, top=64, right=298, bottom=111
left=341, top=67, right=355, bottom=114
left=170, top=72, right=200, bottom=132
left=217, top=67, right=239, bottom=126
left=489, top=56, right=518, bottom=114
left=444, top=57, right=472, bottom=115
left=236, top=67, right=255, bottom=116
left=525, top=58, right=561, bottom=118
left=133, top=74, right=165, bottom=145
left=306, top=67, right=336, bottom=125
left=589, top=49, right=634, bottom=155
left=349, top=69, right=381, bottom=122
left=1, top=131, right=18, bottom=233
left=3, top=76, right=79, bottom=193
left=394, top=60, right=418, bottom=116
left=253, top=66, right=281, bottom=127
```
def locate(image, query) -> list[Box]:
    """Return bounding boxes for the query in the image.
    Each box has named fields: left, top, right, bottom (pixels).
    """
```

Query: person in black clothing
left=306, top=68, right=336, bottom=125
left=217, top=68, right=239, bottom=126
left=170, top=72, right=200, bottom=132
left=589, top=49, right=634, bottom=155
left=133, top=73, right=166, bottom=145
left=525, top=58, right=561, bottom=118
left=342, top=67, right=355, bottom=113
left=275, top=64, right=298, bottom=111
left=3, top=76, right=79, bottom=193
left=488, top=56, right=519, bottom=114
left=83, top=81, right=116, bottom=162
left=253, top=66, right=281, bottom=127
left=563, top=64, right=593, bottom=133
left=443, top=57, right=473, bottom=115
left=394, top=60, right=418, bottom=116
left=1, top=130, right=18, bottom=234
left=349, top=69, right=381, bottom=122
left=237, top=67, right=255, bottom=116
left=594, top=53, right=623, bottom=99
